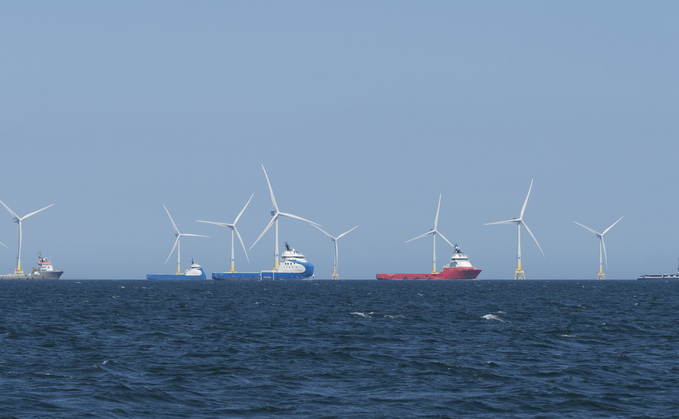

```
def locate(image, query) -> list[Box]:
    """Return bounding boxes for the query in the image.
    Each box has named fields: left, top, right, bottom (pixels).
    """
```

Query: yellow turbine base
left=597, top=271, right=605, bottom=280
left=515, top=269, right=525, bottom=280
left=230, top=265, right=235, bottom=273
left=332, top=272, right=339, bottom=280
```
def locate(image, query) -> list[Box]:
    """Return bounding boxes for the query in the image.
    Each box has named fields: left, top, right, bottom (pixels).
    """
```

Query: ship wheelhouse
left=443, top=244, right=475, bottom=269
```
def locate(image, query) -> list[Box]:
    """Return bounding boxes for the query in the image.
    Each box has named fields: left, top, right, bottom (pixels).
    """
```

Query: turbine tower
left=162, top=205, right=208, bottom=275
left=0, top=200, right=54, bottom=274
left=405, top=194, right=455, bottom=274
left=574, top=216, right=623, bottom=280
left=250, top=165, right=319, bottom=270
left=196, top=194, right=253, bottom=273
left=484, top=179, right=544, bottom=280
left=313, top=225, right=358, bottom=279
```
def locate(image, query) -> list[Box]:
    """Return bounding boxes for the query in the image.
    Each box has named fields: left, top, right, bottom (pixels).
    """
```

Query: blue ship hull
left=213, top=261, right=314, bottom=280
left=147, top=272, right=208, bottom=280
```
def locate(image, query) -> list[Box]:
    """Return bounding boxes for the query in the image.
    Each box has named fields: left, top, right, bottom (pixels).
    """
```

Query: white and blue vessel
left=213, top=242, right=314, bottom=280
left=147, top=259, right=207, bottom=280
left=638, top=258, right=679, bottom=280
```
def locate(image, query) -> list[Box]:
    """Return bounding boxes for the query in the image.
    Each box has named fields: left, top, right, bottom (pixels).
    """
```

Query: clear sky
left=1, top=1, right=677, bottom=279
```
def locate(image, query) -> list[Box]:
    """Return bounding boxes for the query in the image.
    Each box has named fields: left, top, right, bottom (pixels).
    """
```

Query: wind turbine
left=405, top=194, right=455, bottom=274
left=313, top=225, right=359, bottom=279
left=574, top=216, right=623, bottom=280
left=250, top=165, right=319, bottom=270
left=162, top=205, right=208, bottom=275
left=0, top=200, right=54, bottom=274
left=484, top=179, right=544, bottom=280
left=196, top=194, right=253, bottom=273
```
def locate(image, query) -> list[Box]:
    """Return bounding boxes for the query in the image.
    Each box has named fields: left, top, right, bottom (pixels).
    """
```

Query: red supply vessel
left=377, top=244, right=481, bottom=280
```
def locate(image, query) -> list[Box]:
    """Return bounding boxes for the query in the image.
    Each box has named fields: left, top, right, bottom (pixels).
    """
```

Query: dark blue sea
left=1, top=280, right=678, bottom=418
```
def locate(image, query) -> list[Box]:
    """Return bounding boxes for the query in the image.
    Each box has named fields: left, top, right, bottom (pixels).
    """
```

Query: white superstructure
left=277, top=243, right=310, bottom=274
left=184, top=259, right=205, bottom=277
left=443, top=244, right=475, bottom=269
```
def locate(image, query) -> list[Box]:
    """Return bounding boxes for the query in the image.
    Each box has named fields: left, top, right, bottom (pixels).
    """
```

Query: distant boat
left=147, top=259, right=207, bottom=280
left=213, top=242, right=314, bottom=280
left=377, top=244, right=481, bottom=280
left=638, top=258, right=679, bottom=280
left=0, top=252, right=63, bottom=280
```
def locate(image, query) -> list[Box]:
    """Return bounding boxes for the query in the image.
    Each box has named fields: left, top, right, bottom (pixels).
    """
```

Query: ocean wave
left=482, top=313, right=506, bottom=322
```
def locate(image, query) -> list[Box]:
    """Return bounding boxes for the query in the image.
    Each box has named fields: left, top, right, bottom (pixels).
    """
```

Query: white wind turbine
left=574, top=216, right=623, bottom=280
left=162, top=205, right=208, bottom=275
left=313, top=225, right=359, bottom=279
left=250, top=165, right=319, bottom=270
left=0, top=200, right=54, bottom=274
left=405, top=194, right=455, bottom=274
left=484, top=179, right=544, bottom=280
left=196, top=194, right=253, bottom=273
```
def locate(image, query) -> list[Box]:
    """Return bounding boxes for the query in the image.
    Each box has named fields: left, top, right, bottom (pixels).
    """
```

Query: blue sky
left=1, top=1, right=677, bottom=279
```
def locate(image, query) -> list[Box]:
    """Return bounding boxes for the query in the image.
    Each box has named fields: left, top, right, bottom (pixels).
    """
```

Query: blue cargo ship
left=213, top=243, right=314, bottom=280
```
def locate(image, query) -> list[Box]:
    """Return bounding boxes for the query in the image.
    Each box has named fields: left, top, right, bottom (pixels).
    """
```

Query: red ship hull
left=376, top=267, right=481, bottom=280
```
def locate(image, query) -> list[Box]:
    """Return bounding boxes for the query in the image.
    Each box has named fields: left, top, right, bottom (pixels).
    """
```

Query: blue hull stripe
left=213, top=262, right=314, bottom=280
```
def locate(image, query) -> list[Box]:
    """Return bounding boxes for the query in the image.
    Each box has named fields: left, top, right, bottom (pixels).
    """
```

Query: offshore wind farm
left=0, top=172, right=677, bottom=280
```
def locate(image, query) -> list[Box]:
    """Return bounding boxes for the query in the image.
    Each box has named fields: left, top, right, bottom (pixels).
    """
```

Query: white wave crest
left=482, top=314, right=506, bottom=323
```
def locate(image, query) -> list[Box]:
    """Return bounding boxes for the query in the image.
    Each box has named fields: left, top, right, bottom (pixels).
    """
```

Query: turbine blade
left=519, top=179, right=533, bottom=219
left=234, top=193, right=254, bottom=225
left=250, top=215, right=277, bottom=250
left=163, top=205, right=180, bottom=234
left=436, top=230, right=455, bottom=249
left=165, top=237, right=179, bottom=264
left=262, top=165, right=279, bottom=212
left=434, top=194, right=442, bottom=230
left=573, top=221, right=602, bottom=237
left=574, top=221, right=601, bottom=236
left=312, top=224, right=335, bottom=240
left=521, top=221, right=545, bottom=257
left=0, top=200, right=19, bottom=219
left=278, top=212, right=319, bottom=226
left=602, top=216, right=624, bottom=236
left=405, top=230, right=434, bottom=243
left=21, top=204, right=55, bottom=220
left=179, top=233, right=209, bottom=238
left=196, top=220, right=230, bottom=228
left=233, top=227, right=250, bottom=264
left=484, top=219, right=518, bottom=226
left=0, top=241, right=7, bottom=248
left=601, top=236, right=608, bottom=269
left=336, top=225, right=359, bottom=240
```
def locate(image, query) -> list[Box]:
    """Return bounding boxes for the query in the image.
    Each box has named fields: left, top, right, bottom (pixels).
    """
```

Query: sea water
left=1, top=280, right=678, bottom=418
